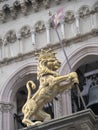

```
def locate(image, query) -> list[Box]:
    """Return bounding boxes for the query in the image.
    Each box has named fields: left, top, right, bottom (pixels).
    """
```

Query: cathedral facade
left=0, top=0, right=98, bottom=130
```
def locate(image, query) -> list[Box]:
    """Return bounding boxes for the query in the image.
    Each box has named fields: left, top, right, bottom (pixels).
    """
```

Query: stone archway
left=0, top=61, right=37, bottom=130
left=57, top=43, right=98, bottom=117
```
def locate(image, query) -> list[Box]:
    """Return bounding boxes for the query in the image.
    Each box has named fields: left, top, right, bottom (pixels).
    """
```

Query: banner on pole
left=50, top=7, right=65, bottom=27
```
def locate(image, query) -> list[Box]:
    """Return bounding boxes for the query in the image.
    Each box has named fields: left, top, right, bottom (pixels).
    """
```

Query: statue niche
left=22, top=49, right=79, bottom=126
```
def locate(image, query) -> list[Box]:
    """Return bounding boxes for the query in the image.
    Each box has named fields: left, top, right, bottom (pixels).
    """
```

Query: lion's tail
left=26, top=80, right=36, bottom=100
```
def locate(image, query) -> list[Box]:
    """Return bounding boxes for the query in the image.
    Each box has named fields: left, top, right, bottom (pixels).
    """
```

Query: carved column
left=54, top=94, right=63, bottom=118
left=60, top=20, right=65, bottom=39
left=31, top=28, right=36, bottom=45
left=2, top=39, right=9, bottom=60
left=0, top=38, right=3, bottom=61
left=75, top=13, right=80, bottom=35
left=62, top=91, right=72, bottom=115
left=0, top=104, right=3, bottom=130
left=91, top=12, right=97, bottom=31
left=45, top=22, right=51, bottom=45
left=17, top=33, right=23, bottom=55
left=0, top=103, right=14, bottom=130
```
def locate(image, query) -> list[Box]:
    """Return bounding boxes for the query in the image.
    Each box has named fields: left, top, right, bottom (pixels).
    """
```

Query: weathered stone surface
left=19, top=109, right=97, bottom=130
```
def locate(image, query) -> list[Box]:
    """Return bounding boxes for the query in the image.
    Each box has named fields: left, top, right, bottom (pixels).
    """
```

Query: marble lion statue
left=22, top=49, right=79, bottom=127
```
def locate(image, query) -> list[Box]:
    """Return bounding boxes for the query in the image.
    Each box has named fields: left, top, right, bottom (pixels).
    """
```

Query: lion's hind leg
left=36, top=110, right=51, bottom=123
left=22, top=111, right=34, bottom=126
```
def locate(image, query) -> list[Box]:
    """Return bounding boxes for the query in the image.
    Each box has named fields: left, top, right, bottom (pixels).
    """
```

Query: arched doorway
left=0, top=61, right=55, bottom=130
left=58, top=44, right=98, bottom=116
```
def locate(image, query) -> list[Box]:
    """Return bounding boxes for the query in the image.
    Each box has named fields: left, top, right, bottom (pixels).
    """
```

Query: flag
left=51, top=7, right=65, bottom=27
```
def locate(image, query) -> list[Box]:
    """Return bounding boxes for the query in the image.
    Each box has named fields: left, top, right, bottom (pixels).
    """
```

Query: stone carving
left=0, top=37, right=3, bottom=46
left=31, top=0, right=39, bottom=12
left=65, top=11, right=75, bottom=24
left=55, top=0, right=61, bottom=5
left=20, top=25, right=31, bottom=38
left=43, top=0, right=50, bottom=9
left=0, top=10, right=6, bottom=22
left=13, top=0, right=20, bottom=7
left=20, top=2, right=28, bottom=15
left=93, top=2, right=98, bottom=12
left=34, top=21, right=45, bottom=33
left=5, top=30, right=17, bottom=43
left=0, top=103, right=13, bottom=112
left=78, top=6, right=90, bottom=18
left=10, top=7, right=17, bottom=19
left=22, top=49, right=79, bottom=126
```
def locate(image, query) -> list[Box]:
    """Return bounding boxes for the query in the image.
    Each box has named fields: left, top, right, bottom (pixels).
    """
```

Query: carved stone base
left=19, top=109, right=98, bottom=130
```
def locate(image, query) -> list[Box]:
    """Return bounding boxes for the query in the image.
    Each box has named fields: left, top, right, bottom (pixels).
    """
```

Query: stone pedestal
left=19, top=109, right=98, bottom=130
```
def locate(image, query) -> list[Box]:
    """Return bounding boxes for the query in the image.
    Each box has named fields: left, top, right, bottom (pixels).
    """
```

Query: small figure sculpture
left=22, top=49, right=79, bottom=126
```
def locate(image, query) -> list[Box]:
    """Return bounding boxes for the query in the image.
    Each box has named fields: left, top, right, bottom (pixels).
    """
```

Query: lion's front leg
left=53, top=72, right=79, bottom=85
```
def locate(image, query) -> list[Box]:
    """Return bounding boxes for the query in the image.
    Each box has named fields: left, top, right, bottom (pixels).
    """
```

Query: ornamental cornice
left=0, top=1, right=97, bottom=23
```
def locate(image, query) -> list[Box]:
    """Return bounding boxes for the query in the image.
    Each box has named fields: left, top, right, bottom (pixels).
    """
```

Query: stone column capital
left=0, top=103, right=13, bottom=112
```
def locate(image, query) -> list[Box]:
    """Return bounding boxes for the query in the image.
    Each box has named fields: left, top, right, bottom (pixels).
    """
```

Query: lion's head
left=36, top=49, right=61, bottom=80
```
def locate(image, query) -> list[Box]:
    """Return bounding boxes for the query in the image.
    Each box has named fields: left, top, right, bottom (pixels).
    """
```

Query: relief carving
left=79, top=6, right=90, bottom=18
left=55, top=0, right=61, bottom=5
left=5, top=30, right=17, bottom=43
left=0, top=10, right=6, bottom=22
left=20, top=25, right=31, bottom=38
left=10, top=7, right=17, bottom=19
left=31, top=0, right=39, bottom=12
left=43, top=0, right=50, bottom=9
left=20, top=2, right=28, bottom=15
left=34, top=21, right=45, bottom=33
left=65, top=11, right=75, bottom=24
left=93, top=2, right=98, bottom=12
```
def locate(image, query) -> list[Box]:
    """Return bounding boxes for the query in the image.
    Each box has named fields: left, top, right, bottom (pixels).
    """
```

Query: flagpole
left=54, top=27, right=86, bottom=110
left=48, top=11, right=86, bottom=109
left=55, top=27, right=72, bottom=71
